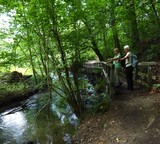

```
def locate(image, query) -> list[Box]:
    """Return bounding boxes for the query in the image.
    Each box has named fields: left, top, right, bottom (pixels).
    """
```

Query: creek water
left=0, top=92, right=78, bottom=144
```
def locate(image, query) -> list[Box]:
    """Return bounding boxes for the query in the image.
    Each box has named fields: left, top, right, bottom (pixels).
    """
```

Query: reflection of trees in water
left=0, top=93, right=76, bottom=143
left=23, top=94, right=75, bottom=143
left=34, top=102, right=65, bottom=143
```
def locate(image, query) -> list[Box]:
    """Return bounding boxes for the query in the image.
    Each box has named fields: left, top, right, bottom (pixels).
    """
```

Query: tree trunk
left=46, top=1, right=85, bottom=117
left=110, top=0, right=121, bottom=54
left=128, top=0, right=140, bottom=51
left=103, top=32, right=107, bottom=51
left=83, top=19, right=104, bottom=61
left=150, top=0, right=160, bottom=33
left=91, top=37, right=104, bottom=61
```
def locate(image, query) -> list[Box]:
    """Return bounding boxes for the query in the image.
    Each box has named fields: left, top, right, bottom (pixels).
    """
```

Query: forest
left=0, top=0, right=160, bottom=143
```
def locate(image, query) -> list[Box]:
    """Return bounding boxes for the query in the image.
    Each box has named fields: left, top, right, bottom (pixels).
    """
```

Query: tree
left=0, top=0, right=160, bottom=117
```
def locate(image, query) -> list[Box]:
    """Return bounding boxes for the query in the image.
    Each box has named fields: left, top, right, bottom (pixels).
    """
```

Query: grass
left=0, top=75, right=46, bottom=107
left=0, top=83, right=27, bottom=96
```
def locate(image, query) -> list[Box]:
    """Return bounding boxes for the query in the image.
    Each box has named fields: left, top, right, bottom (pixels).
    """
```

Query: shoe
left=128, top=88, right=133, bottom=91
left=114, top=82, right=123, bottom=87
left=119, top=82, right=123, bottom=86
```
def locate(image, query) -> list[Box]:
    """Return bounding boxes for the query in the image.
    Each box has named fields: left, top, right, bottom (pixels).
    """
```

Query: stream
left=0, top=92, right=78, bottom=144
left=0, top=70, right=106, bottom=144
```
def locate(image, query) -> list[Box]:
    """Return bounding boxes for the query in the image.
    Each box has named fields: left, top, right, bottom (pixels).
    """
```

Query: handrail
left=136, top=62, right=157, bottom=85
left=84, top=60, right=157, bottom=88
left=84, top=60, right=115, bottom=97
left=138, top=62, right=157, bottom=66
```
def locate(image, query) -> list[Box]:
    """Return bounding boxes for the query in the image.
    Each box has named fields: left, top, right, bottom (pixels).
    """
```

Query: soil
left=73, top=91, right=160, bottom=144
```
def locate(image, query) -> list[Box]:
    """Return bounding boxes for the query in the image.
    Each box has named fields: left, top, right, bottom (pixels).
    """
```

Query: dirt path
left=73, top=92, right=160, bottom=144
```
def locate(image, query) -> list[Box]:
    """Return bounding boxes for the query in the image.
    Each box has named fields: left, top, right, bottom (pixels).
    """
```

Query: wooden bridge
left=84, top=60, right=157, bottom=98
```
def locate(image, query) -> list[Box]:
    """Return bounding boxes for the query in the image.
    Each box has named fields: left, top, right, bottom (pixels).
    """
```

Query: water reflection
left=0, top=112, right=27, bottom=144
left=0, top=93, right=78, bottom=144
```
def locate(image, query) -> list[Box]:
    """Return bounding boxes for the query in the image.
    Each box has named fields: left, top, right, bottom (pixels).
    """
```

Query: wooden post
left=147, top=66, right=152, bottom=85
left=134, top=65, right=138, bottom=80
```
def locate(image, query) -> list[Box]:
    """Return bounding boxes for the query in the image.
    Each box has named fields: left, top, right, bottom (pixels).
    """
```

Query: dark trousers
left=125, top=66, right=133, bottom=91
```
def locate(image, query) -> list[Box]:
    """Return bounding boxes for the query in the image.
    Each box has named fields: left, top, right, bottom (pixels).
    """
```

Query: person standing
left=111, top=48, right=122, bottom=87
left=120, top=45, right=133, bottom=91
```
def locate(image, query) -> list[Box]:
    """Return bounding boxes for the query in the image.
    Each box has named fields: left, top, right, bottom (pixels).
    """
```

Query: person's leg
left=115, top=67, right=122, bottom=86
left=115, top=68, right=119, bottom=86
left=127, top=66, right=133, bottom=91
left=129, top=66, right=133, bottom=91
left=117, top=68, right=121, bottom=86
left=125, top=67, right=130, bottom=90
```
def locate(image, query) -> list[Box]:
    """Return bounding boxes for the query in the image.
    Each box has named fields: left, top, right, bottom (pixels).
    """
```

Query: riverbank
left=0, top=83, right=43, bottom=107
left=0, top=88, right=77, bottom=144
left=73, top=92, right=160, bottom=144
left=0, top=73, right=46, bottom=109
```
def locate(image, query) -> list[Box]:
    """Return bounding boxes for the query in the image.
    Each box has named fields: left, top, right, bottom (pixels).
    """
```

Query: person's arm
left=111, top=53, right=121, bottom=61
left=111, top=57, right=119, bottom=61
left=120, top=53, right=129, bottom=61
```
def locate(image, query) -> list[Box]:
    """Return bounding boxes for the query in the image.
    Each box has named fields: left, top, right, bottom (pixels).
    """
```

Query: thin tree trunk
left=83, top=19, right=104, bottom=61
left=150, top=0, right=160, bottom=33
left=21, top=0, right=38, bottom=84
left=110, top=0, right=121, bottom=53
left=46, top=1, right=85, bottom=117
left=103, top=32, right=107, bottom=51
left=128, top=0, right=141, bottom=51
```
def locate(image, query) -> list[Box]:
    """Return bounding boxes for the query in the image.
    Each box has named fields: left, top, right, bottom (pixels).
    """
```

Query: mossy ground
left=0, top=73, right=46, bottom=107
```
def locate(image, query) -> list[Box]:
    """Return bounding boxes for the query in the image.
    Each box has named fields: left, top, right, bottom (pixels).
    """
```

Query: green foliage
left=94, top=79, right=106, bottom=93
left=0, top=0, right=159, bottom=69
left=0, top=0, right=160, bottom=116
left=0, top=83, right=26, bottom=96
left=153, top=84, right=160, bottom=88
left=0, top=71, right=46, bottom=103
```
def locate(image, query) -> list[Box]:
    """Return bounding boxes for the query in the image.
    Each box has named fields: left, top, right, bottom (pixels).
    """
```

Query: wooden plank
left=84, top=60, right=113, bottom=68
left=138, top=62, right=157, bottom=66
left=85, top=60, right=157, bottom=67
left=102, top=68, right=115, bottom=99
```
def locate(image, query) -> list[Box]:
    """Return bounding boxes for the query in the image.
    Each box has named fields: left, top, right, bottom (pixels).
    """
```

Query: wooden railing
left=84, top=60, right=115, bottom=98
left=136, top=62, right=157, bottom=85
left=84, top=60, right=157, bottom=96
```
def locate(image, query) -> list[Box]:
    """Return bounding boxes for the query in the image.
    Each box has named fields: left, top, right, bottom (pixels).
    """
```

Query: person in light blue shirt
left=111, top=48, right=122, bottom=87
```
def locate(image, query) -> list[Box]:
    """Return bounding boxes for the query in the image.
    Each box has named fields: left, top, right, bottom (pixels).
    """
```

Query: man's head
left=113, top=48, right=119, bottom=54
left=124, top=45, right=130, bottom=53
